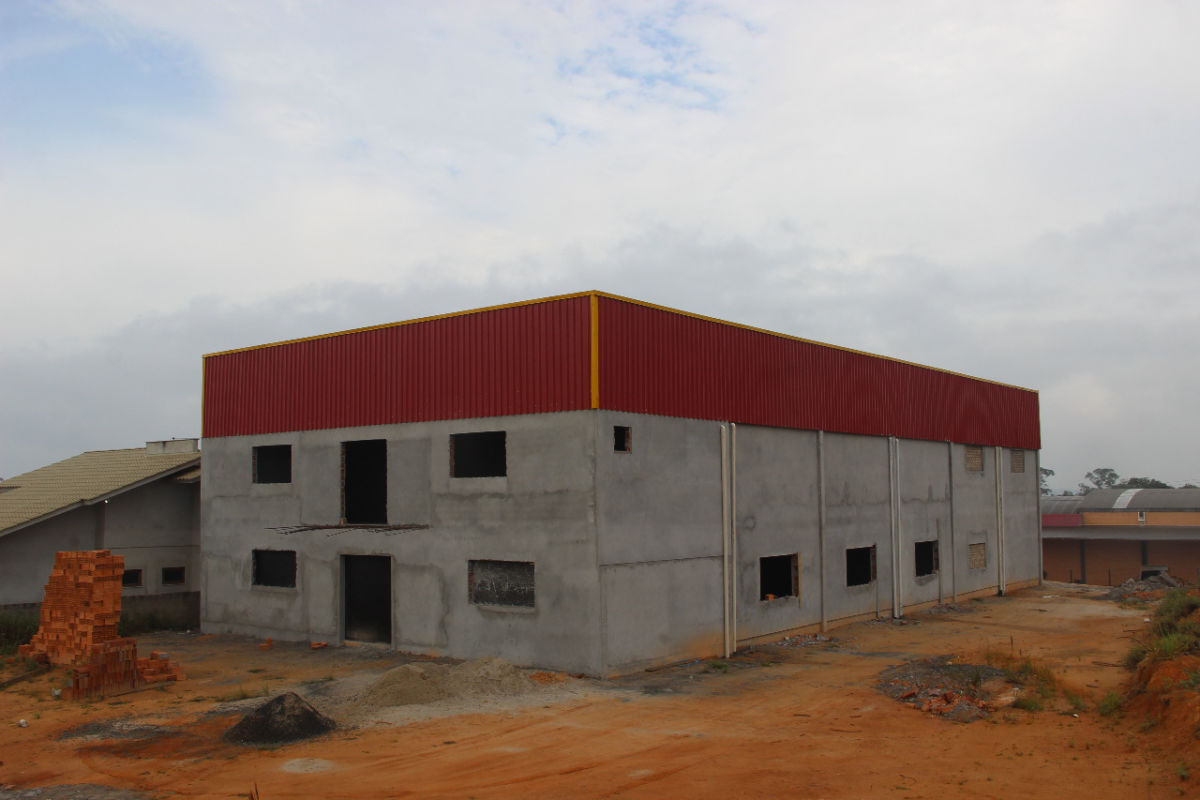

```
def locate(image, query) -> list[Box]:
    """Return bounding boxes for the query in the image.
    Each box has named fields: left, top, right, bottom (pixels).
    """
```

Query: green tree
left=1118, top=476, right=1172, bottom=489
left=1039, top=467, right=1055, bottom=495
left=1079, top=467, right=1120, bottom=494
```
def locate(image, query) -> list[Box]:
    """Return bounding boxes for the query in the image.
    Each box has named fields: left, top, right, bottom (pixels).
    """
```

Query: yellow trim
left=589, top=294, right=600, bottom=409
left=202, top=288, right=1036, bottom=394
left=202, top=290, right=598, bottom=358
left=589, top=291, right=1038, bottom=394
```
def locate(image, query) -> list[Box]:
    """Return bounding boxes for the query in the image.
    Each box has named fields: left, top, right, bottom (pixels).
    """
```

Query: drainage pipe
left=995, top=447, right=1006, bottom=595
left=818, top=430, right=828, bottom=632
left=720, top=424, right=732, bottom=658
left=890, top=437, right=902, bottom=618
left=948, top=442, right=958, bottom=602
left=731, top=423, right=738, bottom=651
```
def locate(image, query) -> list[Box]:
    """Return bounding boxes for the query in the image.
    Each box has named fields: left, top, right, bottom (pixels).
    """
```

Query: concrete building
left=1043, top=489, right=1200, bottom=585
left=201, top=292, right=1041, bottom=675
left=0, top=440, right=202, bottom=625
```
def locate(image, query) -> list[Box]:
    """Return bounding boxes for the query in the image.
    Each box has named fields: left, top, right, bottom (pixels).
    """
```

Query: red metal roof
left=203, top=291, right=1040, bottom=449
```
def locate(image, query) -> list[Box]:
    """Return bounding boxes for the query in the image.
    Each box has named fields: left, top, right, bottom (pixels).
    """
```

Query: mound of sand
left=223, top=692, right=337, bottom=744
left=355, top=656, right=534, bottom=710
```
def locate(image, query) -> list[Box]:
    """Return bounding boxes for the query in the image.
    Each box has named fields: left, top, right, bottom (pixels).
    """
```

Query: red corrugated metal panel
left=203, top=296, right=592, bottom=437
left=596, top=296, right=1040, bottom=449
left=1042, top=513, right=1084, bottom=528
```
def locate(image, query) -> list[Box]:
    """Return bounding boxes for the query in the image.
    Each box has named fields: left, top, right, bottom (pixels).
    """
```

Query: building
left=1042, top=489, right=1200, bottom=585
left=200, top=291, right=1041, bottom=675
left=0, top=440, right=201, bottom=625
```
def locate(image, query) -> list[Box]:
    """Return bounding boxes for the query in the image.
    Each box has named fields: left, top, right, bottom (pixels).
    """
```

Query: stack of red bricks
left=19, top=550, right=183, bottom=699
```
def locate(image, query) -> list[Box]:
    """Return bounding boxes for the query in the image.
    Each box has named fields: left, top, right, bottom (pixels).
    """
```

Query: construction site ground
left=2, top=583, right=1197, bottom=799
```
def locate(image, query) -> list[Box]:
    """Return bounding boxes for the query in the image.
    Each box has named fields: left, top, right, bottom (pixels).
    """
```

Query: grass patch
left=1125, top=588, right=1200, bottom=673
left=0, top=610, right=39, bottom=656
left=1098, top=691, right=1123, bottom=716
left=1012, top=695, right=1043, bottom=712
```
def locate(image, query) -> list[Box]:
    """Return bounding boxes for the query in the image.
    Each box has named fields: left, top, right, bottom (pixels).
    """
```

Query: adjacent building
left=1042, top=489, right=1200, bottom=585
left=0, top=440, right=201, bottom=625
left=200, top=291, right=1041, bottom=675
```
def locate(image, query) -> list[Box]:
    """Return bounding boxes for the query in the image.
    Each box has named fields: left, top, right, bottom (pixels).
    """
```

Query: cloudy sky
left=2, top=1, right=1198, bottom=491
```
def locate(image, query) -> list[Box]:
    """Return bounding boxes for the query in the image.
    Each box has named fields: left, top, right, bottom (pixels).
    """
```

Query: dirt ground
left=2, top=584, right=1197, bottom=799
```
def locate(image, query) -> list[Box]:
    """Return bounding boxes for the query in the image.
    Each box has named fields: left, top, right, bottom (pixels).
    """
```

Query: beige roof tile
left=0, top=447, right=200, bottom=536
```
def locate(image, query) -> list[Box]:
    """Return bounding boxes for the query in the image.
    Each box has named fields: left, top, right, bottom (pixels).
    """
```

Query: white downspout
left=995, top=447, right=1006, bottom=595
left=891, top=437, right=902, bottom=618
left=818, top=430, right=828, bottom=632
left=731, top=422, right=738, bottom=652
left=720, top=424, right=731, bottom=658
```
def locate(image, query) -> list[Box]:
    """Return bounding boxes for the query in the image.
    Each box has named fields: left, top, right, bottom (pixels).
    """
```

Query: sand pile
left=355, top=656, right=533, bottom=710
left=223, top=692, right=337, bottom=744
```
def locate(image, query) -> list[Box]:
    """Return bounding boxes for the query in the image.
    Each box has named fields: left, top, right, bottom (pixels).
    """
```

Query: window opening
left=759, top=554, right=798, bottom=600
left=914, top=540, right=938, bottom=577
left=468, top=560, right=535, bottom=607
left=161, top=566, right=186, bottom=585
left=122, top=569, right=143, bottom=588
left=451, top=431, right=506, bottom=478
left=846, top=546, right=876, bottom=587
left=968, top=542, right=987, bottom=570
left=1010, top=449, right=1025, bottom=473
left=253, top=549, right=297, bottom=588
left=342, top=439, right=387, bottom=524
left=253, top=445, right=292, bottom=483
left=614, top=426, right=632, bottom=453
left=965, top=445, right=984, bottom=472
left=343, top=555, right=392, bottom=644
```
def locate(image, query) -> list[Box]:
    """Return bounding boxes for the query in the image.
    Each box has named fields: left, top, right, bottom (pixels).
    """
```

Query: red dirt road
left=1, top=585, right=1193, bottom=799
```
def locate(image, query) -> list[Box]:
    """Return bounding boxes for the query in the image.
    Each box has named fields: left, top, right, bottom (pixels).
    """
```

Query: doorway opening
left=343, top=555, right=391, bottom=644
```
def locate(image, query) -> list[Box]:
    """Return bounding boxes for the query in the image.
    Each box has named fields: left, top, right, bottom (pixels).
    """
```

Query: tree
left=1078, top=467, right=1120, bottom=495
left=1039, top=467, right=1055, bottom=496
left=1118, top=477, right=1172, bottom=489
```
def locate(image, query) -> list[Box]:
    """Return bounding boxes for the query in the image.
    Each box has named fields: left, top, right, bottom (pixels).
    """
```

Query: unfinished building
left=200, top=292, right=1041, bottom=675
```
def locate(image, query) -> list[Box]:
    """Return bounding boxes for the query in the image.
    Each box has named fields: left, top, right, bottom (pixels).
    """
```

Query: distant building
left=0, top=440, right=201, bottom=625
left=200, top=291, right=1042, bottom=675
left=1042, top=488, right=1200, bottom=585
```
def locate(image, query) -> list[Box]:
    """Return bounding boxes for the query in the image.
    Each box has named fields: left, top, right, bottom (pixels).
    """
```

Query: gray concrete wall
left=0, top=507, right=98, bottom=604
left=593, top=412, right=725, bottom=672
left=1003, top=448, right=1040, bottom=586
left=106, top=480, right=200, bottom=598
left=202, top=411, right=604, bottom=674
left=896, top=438, right=953, bottom=608
left=950, top=444, right=1000, bottom=595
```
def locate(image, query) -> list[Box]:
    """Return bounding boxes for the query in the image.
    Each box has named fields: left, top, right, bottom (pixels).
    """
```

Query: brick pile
left=18, top=550, right=184, bottom=699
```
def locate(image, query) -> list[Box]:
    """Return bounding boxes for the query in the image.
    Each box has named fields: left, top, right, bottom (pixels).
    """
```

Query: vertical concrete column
left=995, top=447, right=1006, bottom=595
left=1035, top=450, right=1044, bottom=583
left=948, top=442, right=957, bottom=602
left=720, top=424, right=732, bottom=658
left=890, top=437, right=902, bottom=619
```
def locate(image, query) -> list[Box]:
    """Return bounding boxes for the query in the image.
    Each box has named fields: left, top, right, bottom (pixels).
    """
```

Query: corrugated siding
left=1042, top=513, right=1084, bottom=528
left=203, top=297, right=592, bottom=437
left=596, top=296, right=1040, bottom=449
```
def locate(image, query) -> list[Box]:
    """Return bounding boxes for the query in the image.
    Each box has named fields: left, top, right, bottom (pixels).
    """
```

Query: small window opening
left=914, top=540, right=939, bottom=577
left=965, top=445, right=984, bottom=472
left=468, top=559, right=534, bottom=607
left=968, top=542, right=987, bottom=570
left=253, top=549, right=297, bottom=588
left=253, top=444, right=292, bottom=483
left=342, top=439, right=387, bottom=524
left=122, top=569, right=143, bottom=588
left=161, top=566, right=186, bottom=585
left=1010, top=449, right=1025, bottom=474
left=759, top=554, right=798, bottom=601
left=846, top=546, right=877, bottom=587
left=451, top=431, right=506, bottom=478
left=614, top=426, right=632, bottom=453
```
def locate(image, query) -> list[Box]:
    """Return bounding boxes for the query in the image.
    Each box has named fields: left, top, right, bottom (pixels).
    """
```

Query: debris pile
left=876, top=657, right=1005, bottom=723
left=777, top=633, right=839, bottom=648
left=353, top=656, right=534, bottom=710
left=223, top=692, right=336, bottom=744
left=1104, top=573, right=1184, bottom=601
left=18, top=550, right=184, bottom=698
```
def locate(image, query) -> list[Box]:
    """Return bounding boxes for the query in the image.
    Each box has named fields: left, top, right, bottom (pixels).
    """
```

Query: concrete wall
left=0, top=507, right=98, bottom=605
left=202, top=411, right=604, bottom=674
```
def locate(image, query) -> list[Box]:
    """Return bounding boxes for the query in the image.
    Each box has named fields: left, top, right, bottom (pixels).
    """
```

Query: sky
left=2, top=0, right=1198, bottom=492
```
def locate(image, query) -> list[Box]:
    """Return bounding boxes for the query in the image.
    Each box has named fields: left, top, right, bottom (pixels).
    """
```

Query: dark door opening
left=343, top=439, right=387, bottom=524
left=343, top=555, right=391, bottom=644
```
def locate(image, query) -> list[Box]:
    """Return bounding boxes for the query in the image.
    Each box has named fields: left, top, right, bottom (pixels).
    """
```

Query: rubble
left=222, top=692, right=336, bottom=744
left=876, top=656, right=1004, bottom=723
left=1103, top=573, right=1184, bottom=601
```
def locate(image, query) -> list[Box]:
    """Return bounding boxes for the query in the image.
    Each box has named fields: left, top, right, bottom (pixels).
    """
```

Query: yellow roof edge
left=202, top=289, right=1037, bottom=395
left=202, top=290, right=599, bottom=359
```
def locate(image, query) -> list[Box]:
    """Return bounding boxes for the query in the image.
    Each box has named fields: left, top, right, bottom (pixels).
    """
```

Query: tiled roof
left=0, top=447, right=200, bottom=536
